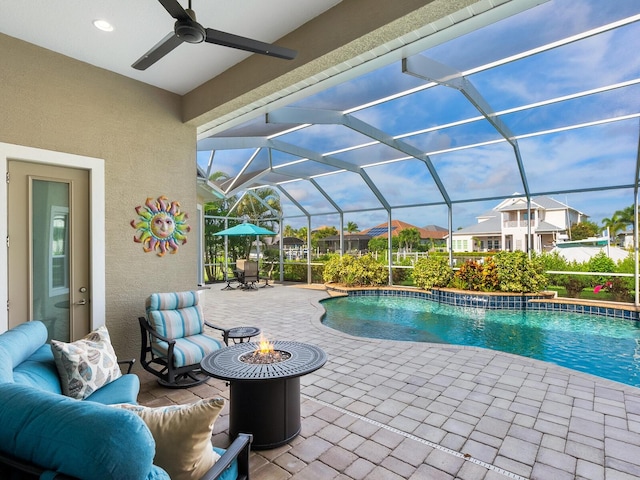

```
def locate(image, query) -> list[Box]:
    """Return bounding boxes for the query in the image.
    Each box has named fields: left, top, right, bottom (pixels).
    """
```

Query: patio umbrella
left=215, top=223, right=276, bottom=237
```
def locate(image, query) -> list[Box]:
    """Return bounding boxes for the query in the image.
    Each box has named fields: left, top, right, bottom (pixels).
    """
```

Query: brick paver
left=138, top=283, right=640, bottom=479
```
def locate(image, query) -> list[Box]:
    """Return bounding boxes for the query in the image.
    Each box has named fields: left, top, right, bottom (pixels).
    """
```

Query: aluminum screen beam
left=268, top=107, right=451, bottom=208
left=403, top=53, right=531, bottom=201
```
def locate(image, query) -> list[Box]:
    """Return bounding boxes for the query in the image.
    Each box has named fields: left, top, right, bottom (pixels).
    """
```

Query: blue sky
left=198, top=0, right=640, bottom=233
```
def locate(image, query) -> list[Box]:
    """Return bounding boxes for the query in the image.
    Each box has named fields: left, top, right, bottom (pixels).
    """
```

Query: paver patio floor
left=138, top=283, right=640, bottom=479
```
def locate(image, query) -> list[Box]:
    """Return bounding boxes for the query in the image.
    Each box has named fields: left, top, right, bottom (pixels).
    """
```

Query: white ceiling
left=0, top=0, right=341, bottom=95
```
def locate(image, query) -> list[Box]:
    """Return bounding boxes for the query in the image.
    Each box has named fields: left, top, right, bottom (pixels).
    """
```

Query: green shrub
left=283, top=263, right=325, bottom=283
left=588, top=251, right=616, bottom=286
left=616, top=252, right=636, bottom=291
left=493, top=251, right=547, bottom=293
left=549, top=258, right=590, bottom=297
left=322, top=254, right=351, bottom=283
left=539, top=251, right=569, bottom=271
left=392, top=258, right=412, bottom=284
left=322, top=254, right=387, bottom=286
left=563, top=276, right=589, bottom=298
left=412, top=256, right=453, bottom=290
left=283, top=263, right=308, bottom=282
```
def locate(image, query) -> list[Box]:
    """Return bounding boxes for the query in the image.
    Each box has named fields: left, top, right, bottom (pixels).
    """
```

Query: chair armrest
left=118, top=358, right=136, bottom=374
left=138, top=316, right=175, bottom=345
left=0, top=449, right=76, bottom=479
left=204, top=321, right=231, bottom=345
left=204, top=321, right=229, bottom=334
left=200, top=433, right=252, bottom=480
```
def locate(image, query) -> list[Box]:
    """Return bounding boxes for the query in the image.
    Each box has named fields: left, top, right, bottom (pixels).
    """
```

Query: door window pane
left=32, top=180, right=70, bottom=342
left=50, top=207, right=69, bottom=293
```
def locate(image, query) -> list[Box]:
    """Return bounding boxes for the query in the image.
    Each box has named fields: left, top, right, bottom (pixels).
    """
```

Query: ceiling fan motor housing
left=175, top=18, right=205, bottom=43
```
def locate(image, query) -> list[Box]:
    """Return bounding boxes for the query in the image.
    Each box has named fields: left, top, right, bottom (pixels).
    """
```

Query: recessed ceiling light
left=93, top=19, right=114, bottom=32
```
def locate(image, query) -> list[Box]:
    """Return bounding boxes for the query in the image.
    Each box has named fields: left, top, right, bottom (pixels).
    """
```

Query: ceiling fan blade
left=205, top=28, right=297, bottom=60
left=158, top=0, right=192, bottom=22
left=132, top=32, right=184, bottom=70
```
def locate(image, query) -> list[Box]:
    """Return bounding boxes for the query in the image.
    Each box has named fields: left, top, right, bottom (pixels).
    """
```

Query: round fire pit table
left=201, top=341, right=327, bottom=450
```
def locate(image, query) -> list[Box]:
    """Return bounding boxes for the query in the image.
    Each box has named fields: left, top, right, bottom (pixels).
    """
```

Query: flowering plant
left=593, top=281, right=612, bottom=294
left=593, top=278, right=632, bottom=302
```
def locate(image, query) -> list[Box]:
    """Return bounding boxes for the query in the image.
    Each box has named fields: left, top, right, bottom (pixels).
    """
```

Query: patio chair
left=138, top=291, right=225, bottom=388
left=233, top=259, right=259, bottom=289
left=260, top=260, right=275, bottom=288
left=232, top=258, right=246, bottom=288
left=240, top=260, right=259, bottom=289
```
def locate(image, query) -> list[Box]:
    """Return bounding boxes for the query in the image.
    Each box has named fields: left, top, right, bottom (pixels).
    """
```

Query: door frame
left=1, top=142, right=105, bottom=333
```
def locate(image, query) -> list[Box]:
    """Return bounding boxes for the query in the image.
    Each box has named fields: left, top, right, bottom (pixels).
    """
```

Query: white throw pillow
left=51, top=325, right=122, bottom=400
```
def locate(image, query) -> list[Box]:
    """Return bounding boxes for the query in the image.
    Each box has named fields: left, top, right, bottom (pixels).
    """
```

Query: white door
left=7, top=161, right=90, bottom=342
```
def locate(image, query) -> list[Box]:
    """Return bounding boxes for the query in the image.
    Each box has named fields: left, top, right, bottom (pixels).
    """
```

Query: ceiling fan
left=132, top=0, right=298, bottom=70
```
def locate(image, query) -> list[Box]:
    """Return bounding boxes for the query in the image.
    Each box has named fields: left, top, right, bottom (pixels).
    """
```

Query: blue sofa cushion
left=12, top=344, right=63, bottom=394
left=0, top=383, right=169, bottom=480
left=85, top=372, right=140, bottom=404
left=0, top=321, right=49, bottom=383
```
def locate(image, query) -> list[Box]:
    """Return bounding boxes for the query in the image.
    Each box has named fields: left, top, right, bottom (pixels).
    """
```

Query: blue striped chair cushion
left=146, top=291, right=204, bottom=339
left=151, top=334, right=223, bottom=368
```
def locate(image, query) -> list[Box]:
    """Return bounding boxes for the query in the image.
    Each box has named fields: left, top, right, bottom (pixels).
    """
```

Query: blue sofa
left=0, top=321, right=251, bottom=480
left=0, top=320, right=140, bottom=404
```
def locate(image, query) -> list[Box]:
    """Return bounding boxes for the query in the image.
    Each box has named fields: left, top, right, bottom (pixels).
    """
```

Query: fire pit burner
left=201, top=341, right=327, bottom=449
left=239, top=350, right=291, bottom=364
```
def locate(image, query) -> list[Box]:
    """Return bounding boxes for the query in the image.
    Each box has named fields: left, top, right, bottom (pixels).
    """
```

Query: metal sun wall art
left=131, top=196, right=190, bottom=257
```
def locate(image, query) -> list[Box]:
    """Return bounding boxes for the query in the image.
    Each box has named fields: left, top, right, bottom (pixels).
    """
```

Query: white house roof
left=535, top=221, right=566, bottom=233
left=453, top=216, right=502, bottom=236
left=496, top=196, right=582, bottom=214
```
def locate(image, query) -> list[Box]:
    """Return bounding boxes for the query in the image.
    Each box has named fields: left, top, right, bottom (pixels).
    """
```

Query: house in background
left=317, top=234, right=372, bottom=254
left=272, top=237, right=306, bottom=259
left=361, top=220, right=448, bottom=248
left=449, top=196, right=587, bottom=254
left=620, top=230, right=635, bottom=249
left=316, top=220, right=448, bottom=253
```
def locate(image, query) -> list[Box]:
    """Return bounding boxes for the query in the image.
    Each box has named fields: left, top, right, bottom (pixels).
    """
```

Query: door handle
left=74, top=299, right=87, bottom=306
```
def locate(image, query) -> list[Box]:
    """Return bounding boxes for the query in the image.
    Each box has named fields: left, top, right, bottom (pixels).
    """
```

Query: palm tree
left=283, top=224, right=297, bottom=237
left=619, top=205, right=637, bottom=232
left=604, top=205, right=637, bottom=238
left=345, top=221, right=359, bottom=233
left=234, top=187, right=282, bottom=258
left=203, top=171, right=237, bottom=281
left=235, top=187, right=281, bottom=229
left=602, top=212, right=627, bottom=237
left=398, top=227, right=421, bottom=252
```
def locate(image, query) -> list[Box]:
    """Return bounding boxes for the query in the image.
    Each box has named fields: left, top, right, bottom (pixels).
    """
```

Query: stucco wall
left=0, top=34, right=198, bottom=361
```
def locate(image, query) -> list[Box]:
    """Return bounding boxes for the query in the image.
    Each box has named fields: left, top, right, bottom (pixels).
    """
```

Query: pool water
left=321, top=295, right=640, bottom=388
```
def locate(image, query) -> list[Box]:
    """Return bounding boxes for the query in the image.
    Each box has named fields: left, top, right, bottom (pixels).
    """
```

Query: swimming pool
left=321, top=295, right=640, bottom=388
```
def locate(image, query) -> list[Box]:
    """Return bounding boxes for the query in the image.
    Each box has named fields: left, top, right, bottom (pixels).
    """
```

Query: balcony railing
left=503, top=220, right=536, bottom=228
